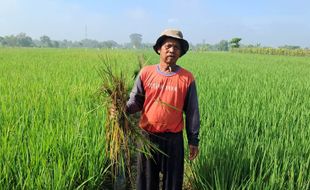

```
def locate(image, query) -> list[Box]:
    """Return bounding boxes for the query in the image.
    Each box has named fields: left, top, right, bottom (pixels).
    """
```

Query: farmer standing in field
left=126, top=29, right=200, bottom=190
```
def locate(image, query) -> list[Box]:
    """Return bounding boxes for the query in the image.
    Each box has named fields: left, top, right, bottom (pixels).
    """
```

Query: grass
left=181, top=52, right=310, bottom=189
left=0, top=48, right=126, bottom=189
left=0, top=49, right=309, bottom=189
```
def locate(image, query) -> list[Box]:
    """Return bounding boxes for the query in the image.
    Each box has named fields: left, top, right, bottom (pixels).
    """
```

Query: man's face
left=158, top=38, right=181, bottom=65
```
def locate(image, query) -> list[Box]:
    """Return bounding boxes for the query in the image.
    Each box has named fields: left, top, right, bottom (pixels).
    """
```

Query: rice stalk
left=97, top=54, right=158, bottom=189
left=133, top=54, right=149, bottom=79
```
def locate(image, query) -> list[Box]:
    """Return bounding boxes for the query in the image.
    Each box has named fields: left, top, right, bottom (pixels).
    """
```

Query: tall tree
left=230, top=37, right=242, bottom=48
left=40, top=35, right=52, bottom=47
left=16, top=33, right=33, bottom=47
left=129, top=33, right=142, bottom=49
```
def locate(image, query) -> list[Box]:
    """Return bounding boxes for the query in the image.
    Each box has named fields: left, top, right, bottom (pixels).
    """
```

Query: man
left=126, top=29, right=200, bottom=190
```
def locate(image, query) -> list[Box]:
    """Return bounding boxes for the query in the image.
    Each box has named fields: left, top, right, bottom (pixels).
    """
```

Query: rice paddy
left=0, top=48, right=309, bottom=189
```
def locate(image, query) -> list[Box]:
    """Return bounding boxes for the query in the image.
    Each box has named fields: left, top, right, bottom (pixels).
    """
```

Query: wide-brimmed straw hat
left=153, top=29, right=189, bottom=57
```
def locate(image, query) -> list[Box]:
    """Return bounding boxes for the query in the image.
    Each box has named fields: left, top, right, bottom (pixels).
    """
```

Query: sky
left=0, top=0, right=309, bottom=47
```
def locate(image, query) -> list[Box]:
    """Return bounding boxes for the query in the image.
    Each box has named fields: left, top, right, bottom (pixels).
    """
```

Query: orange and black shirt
left=126, top=64, right=200, bottom=146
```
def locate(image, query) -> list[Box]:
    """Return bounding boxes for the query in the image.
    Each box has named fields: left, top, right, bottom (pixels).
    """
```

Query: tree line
left=0, top=32, right=156, bottom=49
left=0, top=33, right=307, bottom=52
left=0, top=33, right=241, bottom=50
left=0, top=33, right=119, bottom=48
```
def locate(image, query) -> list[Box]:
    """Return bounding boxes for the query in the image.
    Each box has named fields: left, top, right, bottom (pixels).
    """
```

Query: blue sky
left=1, top=0, right=309, bottom=47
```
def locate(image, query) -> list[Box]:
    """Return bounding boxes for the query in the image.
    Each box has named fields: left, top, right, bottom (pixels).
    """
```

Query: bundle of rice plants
left=133, top=54, right=149, bottom=79
left=97, top=54, right=157, bottom=189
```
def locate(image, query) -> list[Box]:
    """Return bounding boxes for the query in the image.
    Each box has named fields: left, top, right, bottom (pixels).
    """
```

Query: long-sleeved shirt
left=126, top=64, right=200, bottom=146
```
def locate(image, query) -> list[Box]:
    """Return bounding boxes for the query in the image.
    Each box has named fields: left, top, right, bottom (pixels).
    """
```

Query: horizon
left=1, top=0, right=309, bottom=48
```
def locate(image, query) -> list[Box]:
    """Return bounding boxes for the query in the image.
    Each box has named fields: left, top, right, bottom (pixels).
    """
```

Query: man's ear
left=157, top=49, right=160, bottom=54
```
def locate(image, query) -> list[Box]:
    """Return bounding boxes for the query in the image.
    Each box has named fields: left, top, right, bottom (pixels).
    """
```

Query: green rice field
left=0, top=48, right=309, bottom=189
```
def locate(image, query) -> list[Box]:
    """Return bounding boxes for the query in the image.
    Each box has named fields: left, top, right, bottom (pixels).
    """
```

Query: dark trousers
left=137, top=132, right=184, bottom=190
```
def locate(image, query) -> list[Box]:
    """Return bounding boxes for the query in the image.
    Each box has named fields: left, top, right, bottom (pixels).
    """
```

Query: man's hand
left=189, top=145, right=199, bottom=160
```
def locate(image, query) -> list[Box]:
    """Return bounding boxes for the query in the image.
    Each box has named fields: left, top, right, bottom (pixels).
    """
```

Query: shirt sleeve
left=183, top=80, right=200, bottom=146
left=126, top=74, right=145, bottom=114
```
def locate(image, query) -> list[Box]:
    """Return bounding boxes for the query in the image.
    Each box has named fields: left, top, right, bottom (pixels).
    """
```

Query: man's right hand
left=189, top=145, right=199, bottom=160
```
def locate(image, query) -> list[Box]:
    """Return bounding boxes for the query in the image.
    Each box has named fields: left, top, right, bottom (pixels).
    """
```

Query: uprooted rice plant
left=97, top=54, right=160, bottom=189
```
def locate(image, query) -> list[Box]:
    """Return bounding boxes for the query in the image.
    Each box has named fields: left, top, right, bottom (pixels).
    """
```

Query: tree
left=101, top=40, right=119, bottom=49
left=279, top=45, right=300, bottom=50
left=230, top=37, right=242, bottom=48
left=16, top=33, right=33, bottom=47
left=40, top=35, right=52, bottom=47
left=0, top=36, right=4, bottom=46
left=194, top=43, right=209, bottom=51
left=129, top=33, right=142, bottom=49
left=218, top=40, right=229, bottom=51
left=52, top=41, right=59, bottom=48
left=60, top=39, right=73, bottom=48
left=4, top=35, right=17, bottom=46
left=80, top=39, right=100, bottom=48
